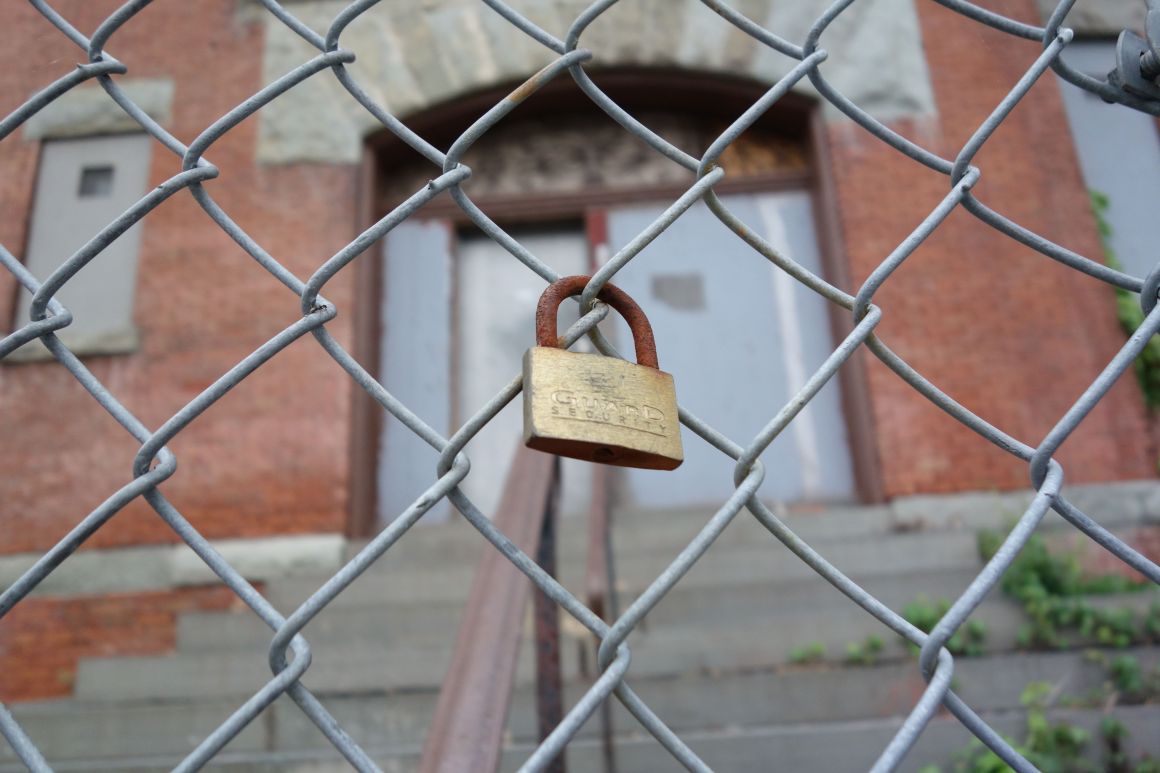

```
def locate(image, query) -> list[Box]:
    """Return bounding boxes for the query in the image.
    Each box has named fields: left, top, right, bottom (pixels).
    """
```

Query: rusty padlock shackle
left=535, top=275, right=659, bottom=370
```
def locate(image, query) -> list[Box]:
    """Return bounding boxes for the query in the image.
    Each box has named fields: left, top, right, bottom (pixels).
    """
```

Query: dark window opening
left=78, top=165, right=114, bottom=197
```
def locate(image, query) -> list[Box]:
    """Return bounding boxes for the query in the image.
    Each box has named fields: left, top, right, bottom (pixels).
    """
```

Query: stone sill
left=0, top=534, right=348, bottom=598
left=2, top=326, right=140, bottom=364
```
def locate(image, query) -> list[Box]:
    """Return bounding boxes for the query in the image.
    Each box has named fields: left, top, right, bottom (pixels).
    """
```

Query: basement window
left=7, top=134, right=152, bottom=361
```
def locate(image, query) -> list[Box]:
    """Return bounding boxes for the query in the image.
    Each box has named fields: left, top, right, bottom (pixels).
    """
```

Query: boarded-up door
left=604, top=191, right=855, bottom=509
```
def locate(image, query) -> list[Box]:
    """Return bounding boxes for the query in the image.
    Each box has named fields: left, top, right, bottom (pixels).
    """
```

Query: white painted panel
left=456, top=227, right=592, bottom=519
left=377, top=220, right=454, bottom=526
left=605, top=192, right=855, bottom=509
left=13, top=133, right=152, bottom=357
left=1057, top=41, right=1160, bottom=280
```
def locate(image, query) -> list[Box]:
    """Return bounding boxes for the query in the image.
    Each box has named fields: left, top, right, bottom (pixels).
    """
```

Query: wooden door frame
left=347, top=70, right=883, bottom=538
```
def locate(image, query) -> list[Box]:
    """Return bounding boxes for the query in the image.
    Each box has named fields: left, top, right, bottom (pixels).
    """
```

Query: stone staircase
left=5, top=491, right=1160, bottom=772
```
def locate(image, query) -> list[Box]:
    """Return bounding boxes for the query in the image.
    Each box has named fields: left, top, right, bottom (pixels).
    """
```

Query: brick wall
left=826, top=0, right=1155, bottom=497
left=0, top=1, right=1152, bottom=556
left=0, top=1, right=359, bottom=555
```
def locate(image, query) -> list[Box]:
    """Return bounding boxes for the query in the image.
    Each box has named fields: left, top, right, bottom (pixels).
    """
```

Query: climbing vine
left=1091, top=190, right=1160, bottom=408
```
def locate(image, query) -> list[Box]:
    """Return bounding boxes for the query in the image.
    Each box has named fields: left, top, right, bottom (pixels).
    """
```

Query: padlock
left=523, top=275, right=683, bottom=470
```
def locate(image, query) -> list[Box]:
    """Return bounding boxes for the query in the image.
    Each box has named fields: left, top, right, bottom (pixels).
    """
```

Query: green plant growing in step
left=1109, top=654, right=1144, bottom=697
left=1092, top=606, right=1139, bottom=649
left=1103, top=653, right=1160, bottom=705
left=1101, top=717, right=1160, bottom=773
left=788, top=641, right=826, bottom=665
left=1081, top=650, right=1160, bottom=706
left=1020, top=682, right=1092, bottom=772
left=977, top=529, right=1146, bottom=600
left=1102, top=717, right=1131, bottom=773
left=1143, top=601, right=1160, bottom=640
left=927, top=682, right=1094, bottom=773
left=903, top=594, right=987, bottom=657
left=977, top=528, right=1152, bottom=650
left=1090, top=189, right=1160, bottom=408
left=925, top=678, right=1160, bottom=772
left=844, top=634, right=884, bottom=666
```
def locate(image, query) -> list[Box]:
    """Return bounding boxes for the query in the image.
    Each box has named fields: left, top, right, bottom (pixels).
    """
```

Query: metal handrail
left=418, top=447, right=562, bottom=773
left=585, top=465, right=612, bottom=622
left=585, top=464, right=618, bottom=773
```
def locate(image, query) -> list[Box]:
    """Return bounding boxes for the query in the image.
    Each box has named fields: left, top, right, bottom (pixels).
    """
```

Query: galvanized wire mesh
left=2, top=0, right=1160, bottom=770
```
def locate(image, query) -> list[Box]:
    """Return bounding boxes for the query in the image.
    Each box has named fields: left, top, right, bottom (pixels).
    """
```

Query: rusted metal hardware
left=533, top=457, right=566, bottom=773
left=584, top=464, right=612, bottom=623
left=524, top=275, right=683, bottom=470
left=1107, top=0, right=1160, bottom=101
left=533, top=275, right=659, bottom=368
left=418, top=448, right=557, bottom=773
left=585, top=464, right=618, bottom=773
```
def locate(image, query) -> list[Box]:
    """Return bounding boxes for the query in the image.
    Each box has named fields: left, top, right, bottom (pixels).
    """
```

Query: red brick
left=825, top=0, right=1154, bottom=497
left=0, top=586, right=241, bottom=702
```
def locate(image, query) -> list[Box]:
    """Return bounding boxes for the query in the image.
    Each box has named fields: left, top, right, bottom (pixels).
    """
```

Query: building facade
left=0, top=0, right=1157, bottom=704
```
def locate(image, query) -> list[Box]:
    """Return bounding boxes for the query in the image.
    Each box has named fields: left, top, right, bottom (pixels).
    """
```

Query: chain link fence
left=2, top=0, right=1160, bottom=770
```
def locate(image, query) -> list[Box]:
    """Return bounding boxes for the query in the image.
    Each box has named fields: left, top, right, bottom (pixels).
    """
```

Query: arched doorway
left=350, top=71, right=878, bottom=533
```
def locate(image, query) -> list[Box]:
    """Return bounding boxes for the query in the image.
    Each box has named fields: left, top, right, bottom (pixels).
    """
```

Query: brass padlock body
left=522, top=275, right=683, bottom=470
left=523, top=347, right=682, bottom=469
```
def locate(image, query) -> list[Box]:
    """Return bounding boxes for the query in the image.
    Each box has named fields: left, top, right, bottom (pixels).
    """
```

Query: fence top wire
left=2, top=0, right=1160, bottom=771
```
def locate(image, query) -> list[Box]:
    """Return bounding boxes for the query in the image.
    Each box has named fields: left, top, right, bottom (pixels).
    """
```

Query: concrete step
left=268, top=505, right=1155, bottom=612
left=175, top=598, right=468, bottom=653
left=602, top=493, right=1157, bottom=558
left=264, top=527, right=993, bottom=611
left=337, top=504, right=894, bottom=564
left=15, top=707, right=1155, bottom=773
left=583, top=589, right=1156, bottom=677
left=366, top=479, right=1160, bottom=558
left=76, top=582, right=1160, bottom=703
left=338, top=502, right=904, bottom=570
left=268, top=646, right=1160, bottom=749
left=0, top=697, right=270, bottom=767
left=13, top=650, right=1160, bottom=771
left=174, top=569, right=1034, bottom=679
left=177, top=567, right=988, bottom=652
left=332, top=497, right=1151, bottom=582
left=500, top=704, right=1160, bottom=773
left=349, top=479, right=1160, bottom=569
left=73, top=637, right=465, bottom=703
